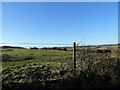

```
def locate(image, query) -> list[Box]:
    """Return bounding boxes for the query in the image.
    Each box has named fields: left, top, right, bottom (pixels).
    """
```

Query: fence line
left=0, top=43, right=72, bottom=45
left=0, top=43, right=73, bottom=48
left=1, top=42, right=77, bottom=77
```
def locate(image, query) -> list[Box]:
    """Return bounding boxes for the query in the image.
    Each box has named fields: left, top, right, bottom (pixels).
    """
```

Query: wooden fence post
left=73, top=42, right=76, bottom=76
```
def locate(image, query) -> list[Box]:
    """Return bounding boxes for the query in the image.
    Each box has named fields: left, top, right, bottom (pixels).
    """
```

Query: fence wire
left=0, top=43, right=73, bottom=48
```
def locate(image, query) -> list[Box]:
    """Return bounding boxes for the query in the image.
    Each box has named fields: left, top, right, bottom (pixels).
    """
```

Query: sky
left=0, top=2, right=2, bottom=44
left=2, top=2, right=118, bottom=46
left=2, top=0, right=119, bottom=2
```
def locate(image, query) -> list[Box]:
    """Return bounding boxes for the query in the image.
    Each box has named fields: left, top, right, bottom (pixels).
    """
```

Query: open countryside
left=1, top=2, right=119, bottom=90
left=1, top=43, right=120, bottom=89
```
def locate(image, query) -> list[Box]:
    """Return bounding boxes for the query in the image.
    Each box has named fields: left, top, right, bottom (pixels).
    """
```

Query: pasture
left=1, top=45, right=120, bottom=89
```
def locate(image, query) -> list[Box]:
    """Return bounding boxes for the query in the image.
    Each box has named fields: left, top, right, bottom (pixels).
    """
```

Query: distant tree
left=63, top=48, right=67, bottom=51
left=30, top=47, right=38, bottom=49
left=57, top=48, right=62, bottom=50
left=2, top=46, right=24, bottom=49
left=52, top=47, right=57, bottom=50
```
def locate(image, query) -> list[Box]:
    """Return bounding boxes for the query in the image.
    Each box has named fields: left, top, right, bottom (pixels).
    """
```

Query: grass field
left=2, top=48, right=73, bottom=68
left=1, top=45, right=120, bottom=89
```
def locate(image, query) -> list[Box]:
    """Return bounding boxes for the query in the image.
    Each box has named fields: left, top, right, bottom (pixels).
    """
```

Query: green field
left=1, top=45, right=120, bottom=89
left=2, top=48, right=73, bottom=68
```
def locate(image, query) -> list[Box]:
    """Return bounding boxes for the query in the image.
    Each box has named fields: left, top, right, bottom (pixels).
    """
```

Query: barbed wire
left=0, top=43, right=72, bottom=45
left=0, top=43, right=74, bottom=48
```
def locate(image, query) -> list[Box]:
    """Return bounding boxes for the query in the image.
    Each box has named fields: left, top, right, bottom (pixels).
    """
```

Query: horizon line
left=0, top=43, right=118, bottom=48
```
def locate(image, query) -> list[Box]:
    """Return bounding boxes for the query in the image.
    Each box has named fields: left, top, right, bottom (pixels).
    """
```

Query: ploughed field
left=1, top=45, right=120, bottom=89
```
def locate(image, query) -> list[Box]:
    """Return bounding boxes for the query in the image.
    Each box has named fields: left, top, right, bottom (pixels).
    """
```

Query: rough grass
left=2, top=49, right=73, bottom=68
left=1, top=46, right=120, bottom=89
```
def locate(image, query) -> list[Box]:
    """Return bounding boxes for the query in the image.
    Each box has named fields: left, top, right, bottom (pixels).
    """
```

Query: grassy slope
left=2, top=49, right=73, bottom=68
left=1, top=45, right=120, bottom=89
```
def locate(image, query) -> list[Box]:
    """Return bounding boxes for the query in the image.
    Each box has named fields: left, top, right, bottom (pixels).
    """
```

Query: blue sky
left=2, top=2, right=118, bottom=45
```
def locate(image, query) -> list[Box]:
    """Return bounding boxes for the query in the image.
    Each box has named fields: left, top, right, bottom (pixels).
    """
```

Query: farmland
left=1, top=45, right=120, bottom=89
left=2, top=48, right=73, bottom=68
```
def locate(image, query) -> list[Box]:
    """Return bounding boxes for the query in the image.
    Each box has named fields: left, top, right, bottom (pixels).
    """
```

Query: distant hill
left=0, top=43, right=118, bottom=49
left=1, top=46, right=25, bottom=49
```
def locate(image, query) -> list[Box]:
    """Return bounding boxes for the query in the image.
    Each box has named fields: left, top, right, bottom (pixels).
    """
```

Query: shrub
left=63, top=48, right=67, bottom=51
left=96, top=49, right=103, bottom=53
left=2, top=54, right=11, bottom=62
left=103, top=49, right=111, bottom=53
left=52, top=47, right=57, bottom=50
left=24, top=56, right=34, bottom=60
left=2, top=49, right=13, bottom=52
left=30, top=47, right=39, bottom=49
left=29, top=54, right=34, bottom=55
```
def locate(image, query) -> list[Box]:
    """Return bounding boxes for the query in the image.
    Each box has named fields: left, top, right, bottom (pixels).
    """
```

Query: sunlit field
left=1, top=44, right=120, bottom=89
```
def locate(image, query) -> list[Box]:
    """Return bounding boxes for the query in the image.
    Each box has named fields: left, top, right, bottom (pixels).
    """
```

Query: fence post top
left=73, top=42, right=76, bottom=44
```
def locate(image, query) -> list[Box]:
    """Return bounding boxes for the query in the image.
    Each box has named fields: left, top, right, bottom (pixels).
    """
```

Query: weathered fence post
left=73, top=42, right=76, bottom=76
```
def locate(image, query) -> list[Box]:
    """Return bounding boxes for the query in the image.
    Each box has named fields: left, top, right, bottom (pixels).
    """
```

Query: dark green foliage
left=2, top=63, right=120, bottom=90
left=30, top=47, right=39, bottom=49
left=2, top=46, right=24, bottom=49
left=41, top=47, right=67, bottom=51
left=2, top=54, right=11, bottom=62
left=24, top=56, right=34, bottom=60
left=63, top=48, right=67, bottom=51
left=103, top=49, right=111, bottom=53
left=96, top=49, right=111, bottom=53
left=2, top=49, right=13, bottom=52
left=96, top=49, right=103, bottom=53
left=2, top=64, right=73, bottom=89
left=2, top=45, right=119, bottom=89
left=113, top=59, right=120, bottom=83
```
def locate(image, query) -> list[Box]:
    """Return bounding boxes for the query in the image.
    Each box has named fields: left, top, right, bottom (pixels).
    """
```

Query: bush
left=63, top=48, right=67, bottom=51
left=103, top=49, right=111, bottom=53
left=30, top=47, right=39, bottom=49
left=24, top=56, right=34, bottom=60
left=2, top=49, right=13, bottom=52
left=2, top=54, right=11, bottom=62
left=96, top=49, right=103, bottom=53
